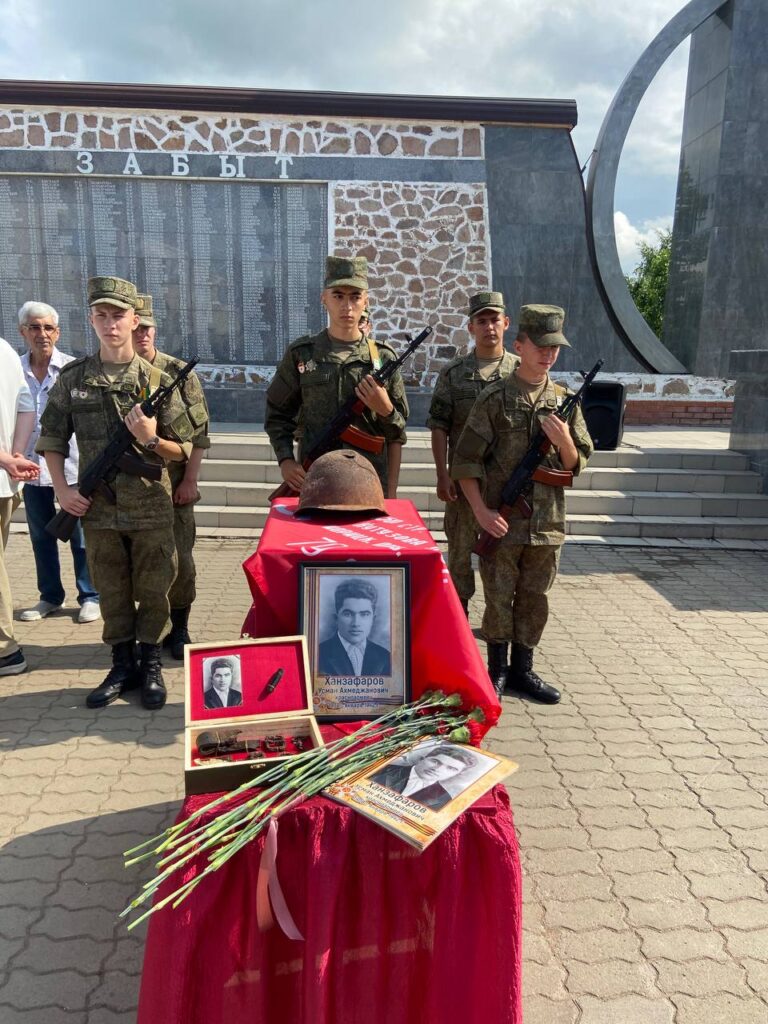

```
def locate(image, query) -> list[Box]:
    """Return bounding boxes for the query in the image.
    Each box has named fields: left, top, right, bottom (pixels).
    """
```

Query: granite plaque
left=0, top=175, right=328, bottom=365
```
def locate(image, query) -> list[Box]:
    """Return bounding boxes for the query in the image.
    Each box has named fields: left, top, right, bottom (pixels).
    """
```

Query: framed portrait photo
left=300, top=562, right=411, bottom=720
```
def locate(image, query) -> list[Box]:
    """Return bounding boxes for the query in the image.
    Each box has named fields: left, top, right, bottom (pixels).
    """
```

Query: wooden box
left=184, top=636, right=324, bottom=795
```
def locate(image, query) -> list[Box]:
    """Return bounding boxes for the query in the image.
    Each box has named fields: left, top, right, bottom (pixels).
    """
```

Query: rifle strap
left=366, top=338, right=382, bottom=371
left=148, top=364, right=163, bottom=394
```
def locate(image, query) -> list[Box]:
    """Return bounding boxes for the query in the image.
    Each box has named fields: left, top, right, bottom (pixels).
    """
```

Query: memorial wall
left=0, top=85, right=639, bottom=421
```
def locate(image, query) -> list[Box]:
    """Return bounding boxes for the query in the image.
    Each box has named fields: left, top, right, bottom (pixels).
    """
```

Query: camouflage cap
left=518, top=303, right=571, bottom=348
left=135, top=293, right=157, bottom=328
left=324, top=256, right=368, bottom=290
left=87, top=276, right=138, bottom=310
left=467, top=291, right=506, bottom=318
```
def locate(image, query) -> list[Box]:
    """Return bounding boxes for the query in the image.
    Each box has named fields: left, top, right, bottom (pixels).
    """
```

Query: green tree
left=625, top=229, right=672, bottom=338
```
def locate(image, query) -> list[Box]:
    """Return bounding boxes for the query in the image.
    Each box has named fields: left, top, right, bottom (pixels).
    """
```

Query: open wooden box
left=184, top=635, right=324, bottom=795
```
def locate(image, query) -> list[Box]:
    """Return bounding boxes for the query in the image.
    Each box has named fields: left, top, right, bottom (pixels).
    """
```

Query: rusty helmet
left=296, top=449, right=386, bottom=517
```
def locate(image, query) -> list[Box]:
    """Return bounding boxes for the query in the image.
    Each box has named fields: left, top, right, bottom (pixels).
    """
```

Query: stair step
left=567, top=514, right=768, bottom=540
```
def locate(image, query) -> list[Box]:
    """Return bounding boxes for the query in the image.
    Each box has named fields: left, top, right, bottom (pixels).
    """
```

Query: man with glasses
left=17, top=302, right=100, bottom=624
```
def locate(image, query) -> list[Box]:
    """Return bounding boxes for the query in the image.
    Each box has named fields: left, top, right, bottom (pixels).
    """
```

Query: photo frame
left=300, top=562, right=411, bottom=720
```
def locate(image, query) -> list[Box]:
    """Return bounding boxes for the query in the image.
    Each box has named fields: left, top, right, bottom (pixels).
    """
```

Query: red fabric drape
left=241, top=499, right=500, bottom=732
left=137, top=786, right=522, bottom=1024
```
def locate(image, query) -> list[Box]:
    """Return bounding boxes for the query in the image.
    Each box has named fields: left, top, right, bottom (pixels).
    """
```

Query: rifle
left=269, top=326, right=433, bottom=501
left=45, top=358, right=200, bottom=543
left=473, top=360, right=603, bottom=558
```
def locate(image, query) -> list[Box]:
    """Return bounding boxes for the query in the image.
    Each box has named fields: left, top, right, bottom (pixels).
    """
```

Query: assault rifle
left=45, top=358, right=200, bottom=543
left=473, top=359, right=603, bottom=557
left=268, top=326, right=433, bottom=501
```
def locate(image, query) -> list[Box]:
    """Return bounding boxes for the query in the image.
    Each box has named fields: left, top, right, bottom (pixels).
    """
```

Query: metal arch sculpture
left=585, top=0, right=727, bottom=373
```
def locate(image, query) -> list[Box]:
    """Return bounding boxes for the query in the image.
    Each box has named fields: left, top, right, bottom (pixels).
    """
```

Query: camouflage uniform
left=37, top=353, right=194, bottom=645
left=265, top=330, right=408, bottom=491
left=451, top=372, right=593, bottom=646
left=428, top=349, right=518, bottom=601
left=150, top=349, right=210, bottom=610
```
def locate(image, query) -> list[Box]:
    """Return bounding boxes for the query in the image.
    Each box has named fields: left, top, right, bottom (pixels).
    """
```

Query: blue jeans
left=22, top=484, right=98, bottom=606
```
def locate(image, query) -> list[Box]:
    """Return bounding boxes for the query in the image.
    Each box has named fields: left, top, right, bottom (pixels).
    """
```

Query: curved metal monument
left=586, top=0, right=727, bottom=373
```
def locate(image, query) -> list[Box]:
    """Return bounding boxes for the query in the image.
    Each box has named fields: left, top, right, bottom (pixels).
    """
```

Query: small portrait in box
left=301, top=563, right=410, bottom=720
left=202, top=654, right=243, bottom=709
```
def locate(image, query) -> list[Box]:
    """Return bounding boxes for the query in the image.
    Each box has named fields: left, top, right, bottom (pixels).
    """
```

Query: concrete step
left=206, top=434, right=752, bottom=473
left=567, top=515, right=768, bottom=540
left=567, top=490, right=768, bottom=518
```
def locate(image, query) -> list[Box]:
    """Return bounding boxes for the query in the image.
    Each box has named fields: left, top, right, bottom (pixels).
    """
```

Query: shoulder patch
left=59, top=355, right=88, bottom=374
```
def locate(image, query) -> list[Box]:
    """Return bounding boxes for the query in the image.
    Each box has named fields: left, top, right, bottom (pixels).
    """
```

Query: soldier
left=132, top=293, right=210, bottom=659
left=264, top=256, right=408, bottom=498
left=37, top=277, right=195, bottom=711
left=427, top=291, right=517, bottom=615
left=451, top=304, right=593, bottom=703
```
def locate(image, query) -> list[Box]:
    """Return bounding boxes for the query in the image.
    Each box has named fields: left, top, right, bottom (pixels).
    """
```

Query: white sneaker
left=77, top=600, right=101, bottom=624
left=20, top=600, right=64, bottom=622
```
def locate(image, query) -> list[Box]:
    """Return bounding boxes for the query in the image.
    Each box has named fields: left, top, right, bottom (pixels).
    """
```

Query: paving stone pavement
left=1, top=534, right=768, bottom=1022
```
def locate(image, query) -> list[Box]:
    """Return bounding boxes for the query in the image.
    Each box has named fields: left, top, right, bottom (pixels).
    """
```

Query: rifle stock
left=46, top=508, right=80, bottom=544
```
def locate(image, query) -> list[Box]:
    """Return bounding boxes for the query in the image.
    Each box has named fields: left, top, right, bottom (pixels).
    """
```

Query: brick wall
left=624, top=400, right=733, bottom=426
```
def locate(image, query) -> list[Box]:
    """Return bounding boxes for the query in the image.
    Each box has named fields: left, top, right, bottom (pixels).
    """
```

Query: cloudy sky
left=0, top=0, right=691, bottom=273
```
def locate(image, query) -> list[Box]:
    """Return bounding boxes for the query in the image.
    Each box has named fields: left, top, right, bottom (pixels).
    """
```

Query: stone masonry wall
left=332, top=181, right=489, bottom=384
left=0, top=107, right=488, bottom=386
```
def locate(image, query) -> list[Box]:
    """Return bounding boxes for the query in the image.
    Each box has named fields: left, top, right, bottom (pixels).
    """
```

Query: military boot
left=86, top=641, right=139, bottom=709
left=164, top=606, right=191, bottom=661
left=139, top=642, right=167, bottom=710
left=507, top=644, right=561, bottom=704
left=486, top=642, right=509, bottom=698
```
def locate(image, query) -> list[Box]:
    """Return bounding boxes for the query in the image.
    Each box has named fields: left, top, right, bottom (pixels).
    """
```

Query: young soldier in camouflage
left=264, top=256, right=408, bottom=497
left=37, top=277, right=195, bottom=711
left=132, top=293, right=210, bottom=659
left=427, top=291, right=517, bottom=615
left=452, top=304, right=593, bottom=703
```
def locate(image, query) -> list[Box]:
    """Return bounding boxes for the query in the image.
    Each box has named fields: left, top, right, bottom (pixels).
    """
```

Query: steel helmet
left=296, top=449, right=386, bottom=517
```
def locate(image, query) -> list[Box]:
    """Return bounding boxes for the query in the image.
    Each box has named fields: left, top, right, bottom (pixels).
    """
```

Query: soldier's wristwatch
left=144, top=435, right=161, bottom=452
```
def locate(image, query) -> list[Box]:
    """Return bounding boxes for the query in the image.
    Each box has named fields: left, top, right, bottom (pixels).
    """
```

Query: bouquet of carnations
left=122, top=690, right=484, bottom=929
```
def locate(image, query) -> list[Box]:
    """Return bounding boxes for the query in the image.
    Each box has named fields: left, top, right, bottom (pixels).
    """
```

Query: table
left=137, top=786, right=522, bottom=1024
left=137, top=501, right=520, bottom=1023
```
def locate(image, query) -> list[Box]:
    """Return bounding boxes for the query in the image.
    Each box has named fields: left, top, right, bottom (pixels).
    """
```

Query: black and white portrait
left=202, top=654, right=243, bottom=709
left=369, top=739, right=495, bottom=811
left=317, top=575, right=391, bottom=677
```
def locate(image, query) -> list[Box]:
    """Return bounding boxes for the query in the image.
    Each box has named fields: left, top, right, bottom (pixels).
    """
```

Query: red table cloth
left=241, top=498, right=500, bottom=732
left=137, top=500, right=519, bottom=1024
left=137, top=786, right=522, bottom=1024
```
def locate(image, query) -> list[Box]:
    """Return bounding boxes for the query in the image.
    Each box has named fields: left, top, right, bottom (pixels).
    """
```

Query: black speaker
left=582, top=381, right=627, bottom=451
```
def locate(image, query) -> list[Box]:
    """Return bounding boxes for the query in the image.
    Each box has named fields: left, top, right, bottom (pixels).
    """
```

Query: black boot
left=486, top=642, right=509, bottom=698
left=86, top=641, right=139, bottom=709
left=165, top=606, right=191, bottom=661
left=139, top=642, right=167, bottom=710
left=460, top=598, right=469, bottom=619
left=507, top=644, right=561, bottom=704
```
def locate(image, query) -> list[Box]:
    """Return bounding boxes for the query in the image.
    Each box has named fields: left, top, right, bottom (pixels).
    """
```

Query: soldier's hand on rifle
left=476, top=506, right=508, bottom=539
left=355, top=375, right=393, bottom=417
left=541, top=413, right=578, bottom=469
left=279, top=458, right=306, bottom=491
left=124, top=404, right=158, bottom=445
left=56, top=484, right=92, bottom=516
left=436, top=470, right=457, bottom=502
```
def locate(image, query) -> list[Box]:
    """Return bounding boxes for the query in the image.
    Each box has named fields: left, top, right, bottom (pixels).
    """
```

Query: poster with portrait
left=300, top=562, right=411, bottom=720
left=325, top=737, right=518, bottom=850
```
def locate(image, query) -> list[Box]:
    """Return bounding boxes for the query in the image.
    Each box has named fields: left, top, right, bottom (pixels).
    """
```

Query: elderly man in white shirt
left=18, top=302, right=100, bottom=624
left=0, top=336, right=40, bottom=675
